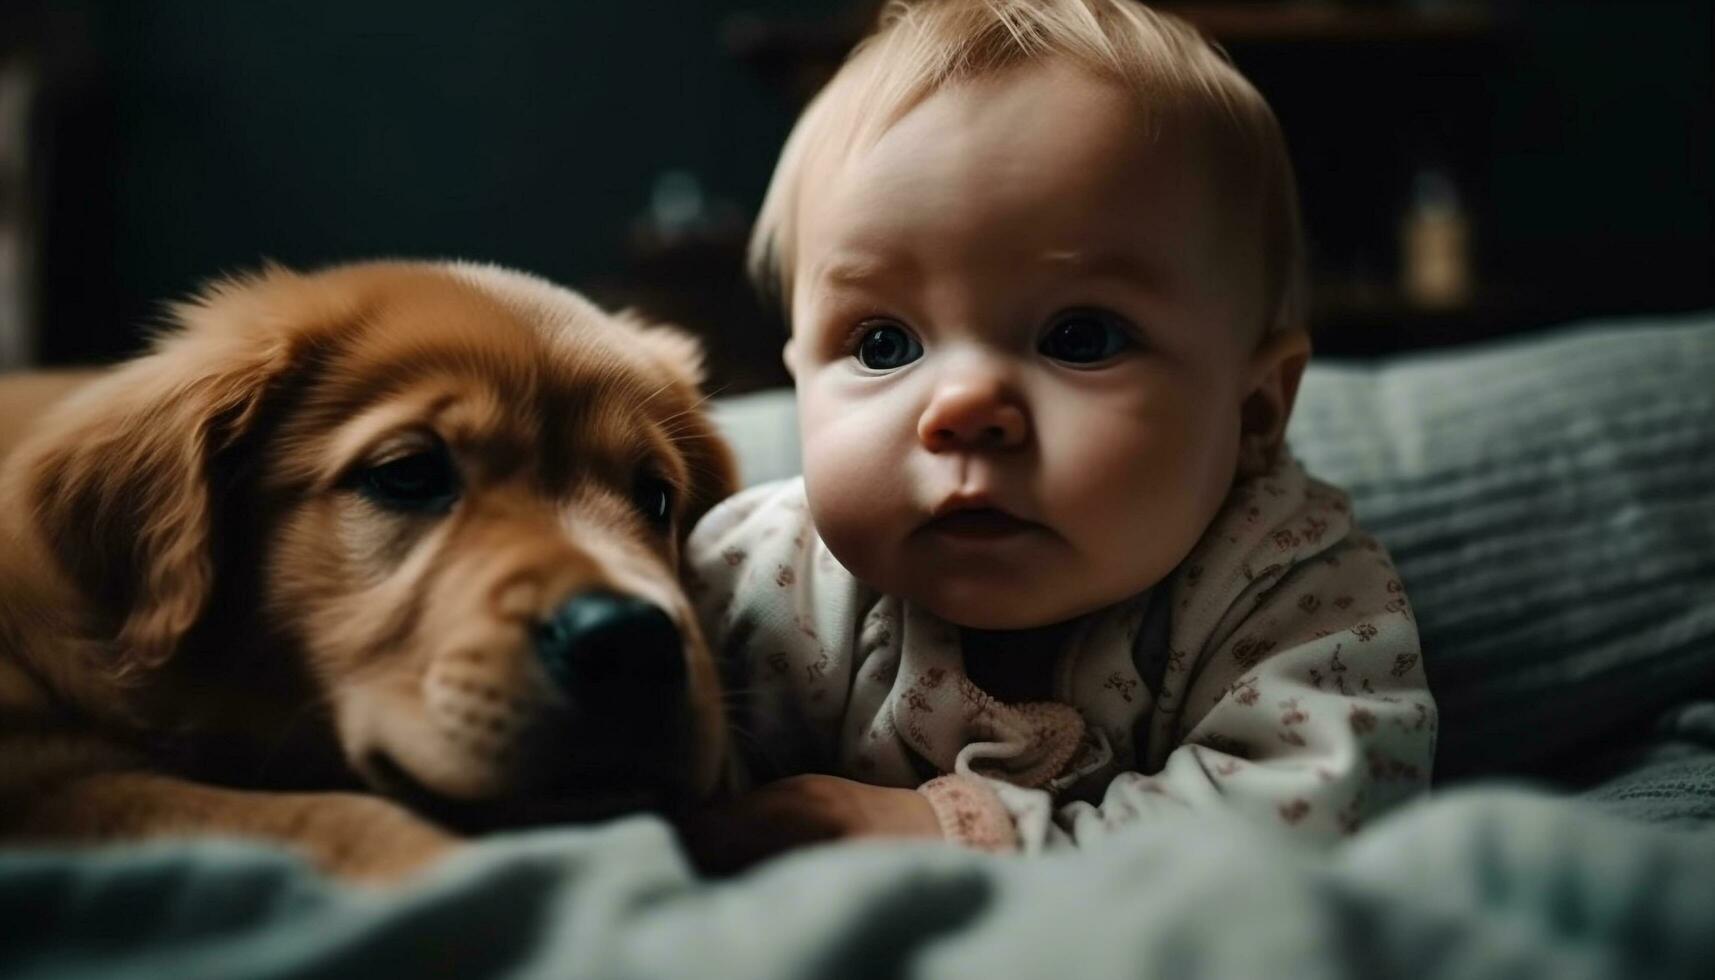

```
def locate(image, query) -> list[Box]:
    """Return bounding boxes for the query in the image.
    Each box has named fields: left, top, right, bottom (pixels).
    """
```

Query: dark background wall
left=13, top=0, right=1714, bottom=389
left=1485, top=1, right=1711, bottom=304
left=26, top=0, right=842, bottom=366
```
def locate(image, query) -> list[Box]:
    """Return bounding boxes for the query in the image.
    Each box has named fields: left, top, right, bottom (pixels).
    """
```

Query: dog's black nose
left=534, top=590, right=684, bottom=704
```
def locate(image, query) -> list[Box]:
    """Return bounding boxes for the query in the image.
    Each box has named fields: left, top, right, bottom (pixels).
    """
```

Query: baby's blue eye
left=855, top=322, right=923, bottom=370
left=1040, top=311, right=1133, bottom=364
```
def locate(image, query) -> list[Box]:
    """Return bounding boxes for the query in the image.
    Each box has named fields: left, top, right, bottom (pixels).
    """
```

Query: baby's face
left=788, top=60, right=1273, bottom=629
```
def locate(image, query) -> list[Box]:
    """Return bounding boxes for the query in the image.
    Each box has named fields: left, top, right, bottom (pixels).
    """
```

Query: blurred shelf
left=726, top=2, right=1504, bottom=96
left=1309, top=281, right=1715, bottom=358
left=1158, top=3, right=1497, bottom=45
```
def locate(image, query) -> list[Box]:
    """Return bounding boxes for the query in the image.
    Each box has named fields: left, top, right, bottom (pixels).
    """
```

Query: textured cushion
left=1579, top=700, right=1715, bottom=827
left=709, top=312, right=1715, bottom=782
left=1289, top=312, right=1715, bottom=779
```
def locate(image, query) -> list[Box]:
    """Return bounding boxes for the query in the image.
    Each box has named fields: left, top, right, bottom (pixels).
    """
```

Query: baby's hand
left=679, top=774, right=941, bottom=875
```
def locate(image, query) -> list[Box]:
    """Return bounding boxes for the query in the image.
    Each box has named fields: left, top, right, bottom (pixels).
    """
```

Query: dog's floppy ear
left=673, top=402, right=740, bottom=537
left=629, top=319, right=711, bottom=390
left=24, top=272, right=315, bottom=675
left=626, top=319, right=740, bottom=532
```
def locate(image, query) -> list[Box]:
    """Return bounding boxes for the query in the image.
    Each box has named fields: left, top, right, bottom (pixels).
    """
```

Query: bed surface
left=7, top=310, right=1715, bottom=980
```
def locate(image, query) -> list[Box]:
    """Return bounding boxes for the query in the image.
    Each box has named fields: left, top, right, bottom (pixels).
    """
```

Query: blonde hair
left=748, top=0, right=1306, bottom=337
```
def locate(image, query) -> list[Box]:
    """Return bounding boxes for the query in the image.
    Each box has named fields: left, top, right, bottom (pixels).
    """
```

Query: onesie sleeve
left=684, top=478, right=870, bottom=784
left=965, top=461, right=1436, bottom=852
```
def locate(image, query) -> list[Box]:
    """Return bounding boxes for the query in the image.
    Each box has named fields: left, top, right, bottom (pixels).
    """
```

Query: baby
left=686, top=0, right=1434, bottom=861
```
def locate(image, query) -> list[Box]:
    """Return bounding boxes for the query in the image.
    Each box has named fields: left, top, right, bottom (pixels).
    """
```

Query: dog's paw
left=295, top=793, right=462, bottom=885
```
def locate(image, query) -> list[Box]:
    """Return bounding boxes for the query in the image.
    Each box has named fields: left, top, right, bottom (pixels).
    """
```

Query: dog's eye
left=355, top=447, right=460, bottom=514
left=633, top=474, right=674, bottom=529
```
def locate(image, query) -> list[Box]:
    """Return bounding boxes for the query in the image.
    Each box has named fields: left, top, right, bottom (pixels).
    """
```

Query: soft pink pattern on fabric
left=687, top=452, right=1435, bottom=853
left=918, top=774, right=1018, bottom=851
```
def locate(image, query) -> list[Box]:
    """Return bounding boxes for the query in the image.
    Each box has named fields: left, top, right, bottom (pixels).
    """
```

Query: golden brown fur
left=0, top=261, right=737, bottom=881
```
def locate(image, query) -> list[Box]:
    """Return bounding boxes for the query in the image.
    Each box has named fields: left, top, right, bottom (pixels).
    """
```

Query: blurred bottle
left=630, top=168, right=744, bottom=254
left=647, top=170, right=708, bottom=243
left=1400, top=166, right=1473, bottom=309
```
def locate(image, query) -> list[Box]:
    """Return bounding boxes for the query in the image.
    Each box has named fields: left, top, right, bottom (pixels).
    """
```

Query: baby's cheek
left=1048, top=415, right=1233, bottom=579
left=1045, top=416, right=1162, bottom=507
left=798, top=385, right=919, bottom=575
left=801, top=438, right=894, bottom=586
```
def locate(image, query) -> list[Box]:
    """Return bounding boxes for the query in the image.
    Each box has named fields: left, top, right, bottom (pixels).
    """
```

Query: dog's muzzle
left=354, top=586, right=700, bottom=826
left=533, top=589, right=685, bottom=710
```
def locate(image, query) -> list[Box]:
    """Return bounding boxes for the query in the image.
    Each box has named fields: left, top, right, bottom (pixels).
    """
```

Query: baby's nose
left=917, top=376, right=1029, bottom=452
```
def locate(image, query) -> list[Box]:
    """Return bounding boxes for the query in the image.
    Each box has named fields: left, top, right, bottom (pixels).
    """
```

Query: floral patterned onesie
left=686, top=453, right=1436, bottom=852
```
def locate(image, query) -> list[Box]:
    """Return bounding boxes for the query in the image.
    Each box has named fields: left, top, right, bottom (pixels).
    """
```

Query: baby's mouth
left=923, top=506, right=1041, bottom=541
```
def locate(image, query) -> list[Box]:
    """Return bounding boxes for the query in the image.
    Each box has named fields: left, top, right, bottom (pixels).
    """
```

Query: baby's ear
left=1237, top=329, right=1311, bottom=477
left=781, top=338, right=798, bottom=380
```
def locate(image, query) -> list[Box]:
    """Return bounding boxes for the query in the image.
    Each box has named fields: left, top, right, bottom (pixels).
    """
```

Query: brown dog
left=0, top=261, right=737, bottom=880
